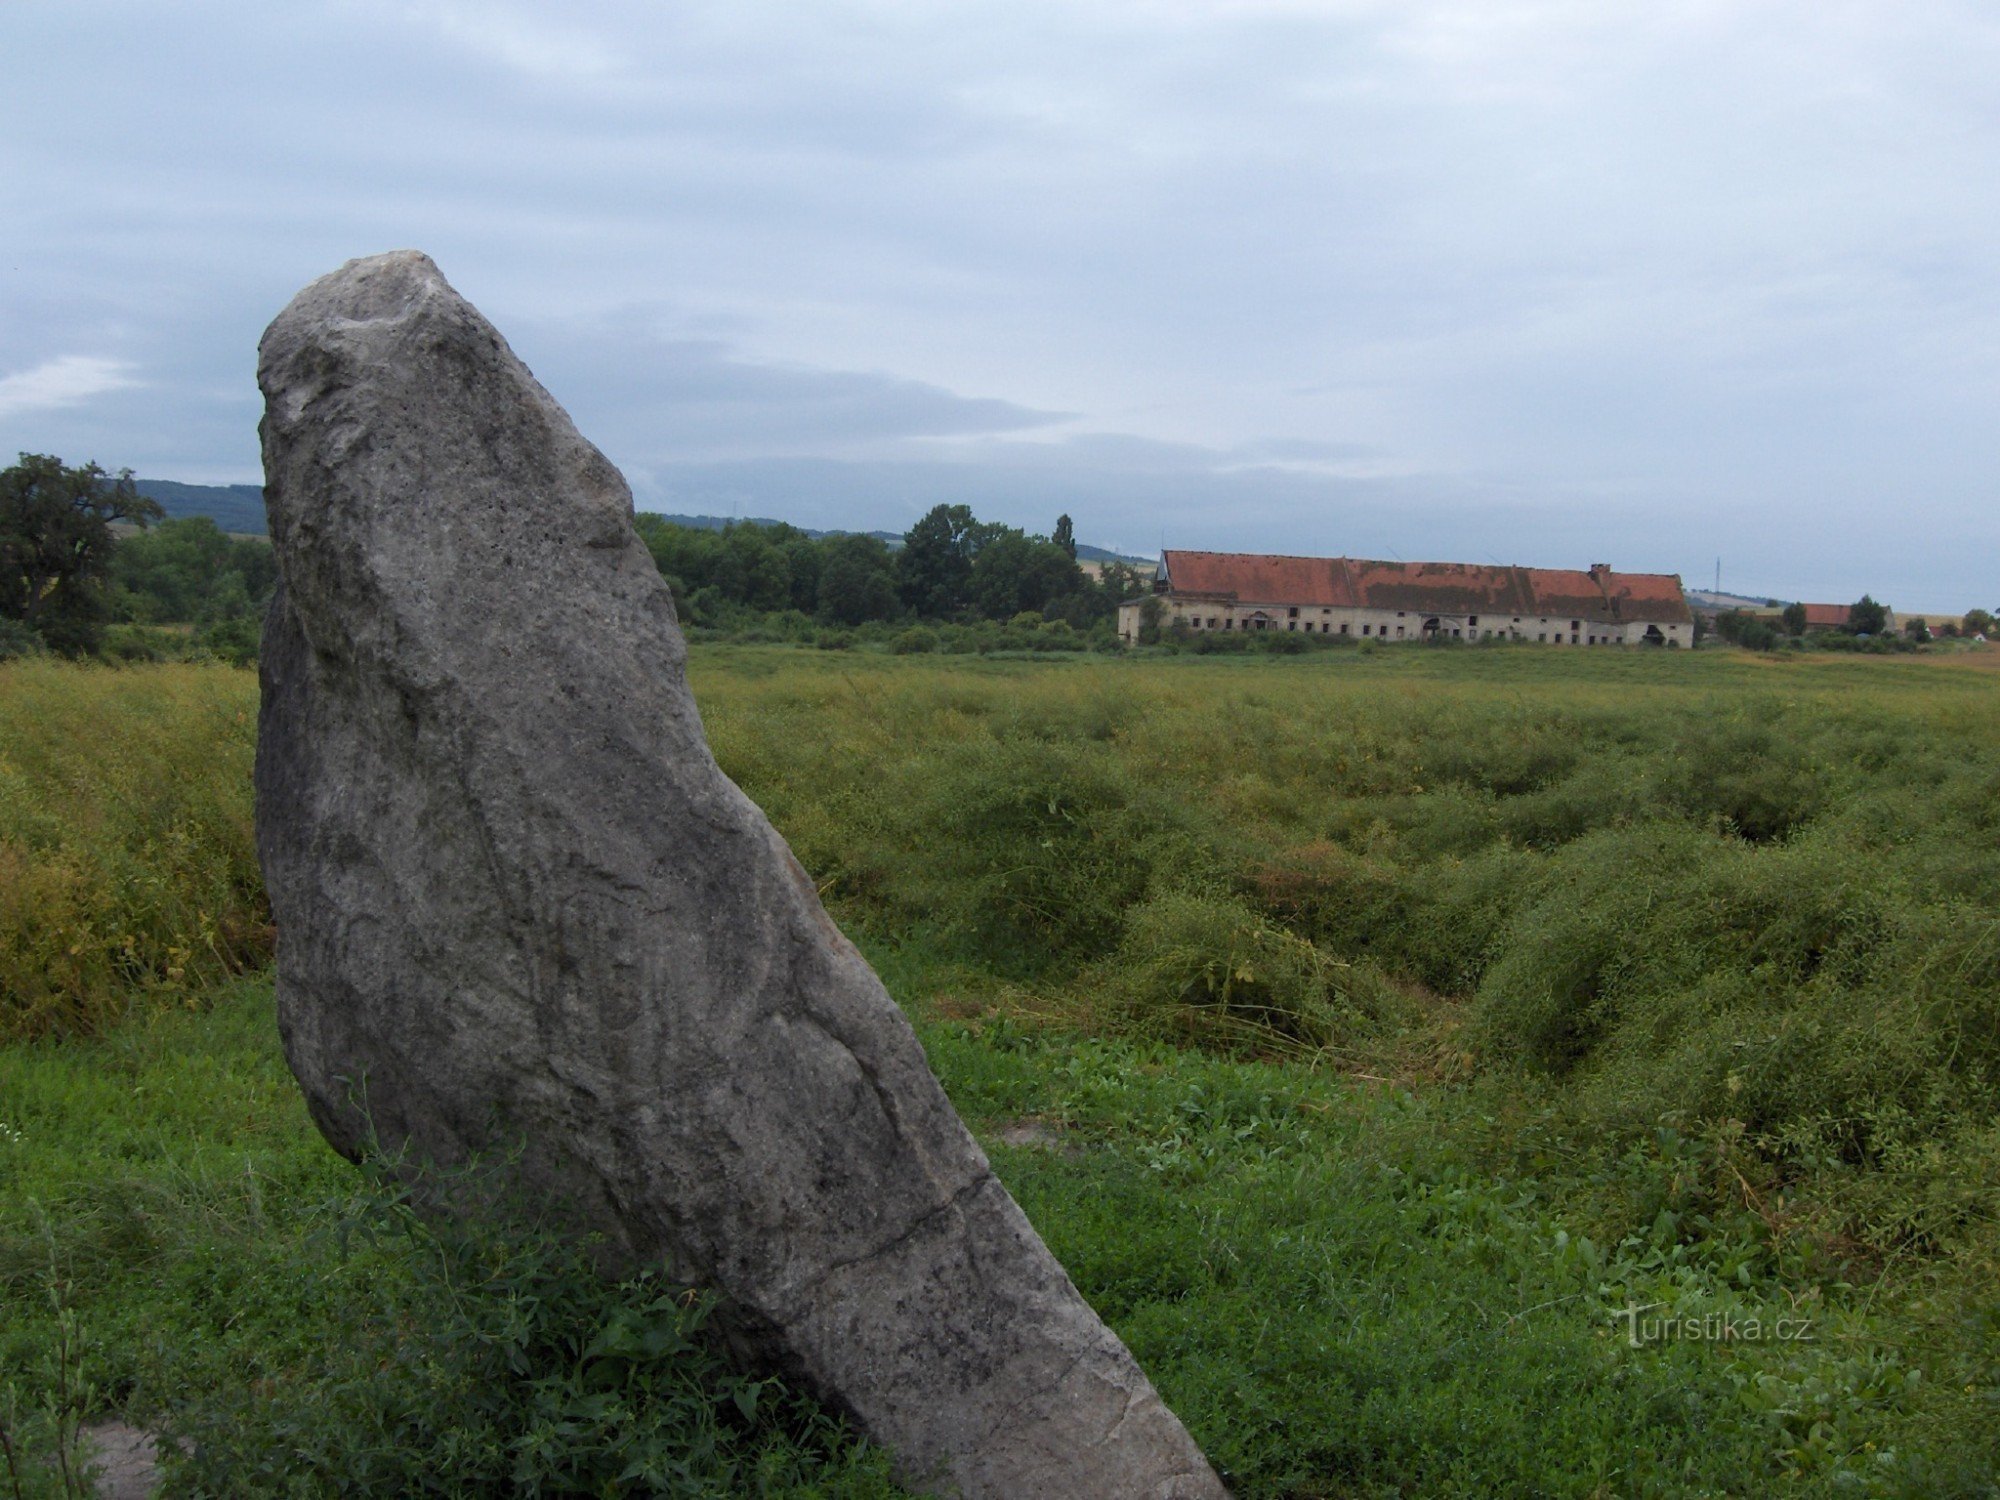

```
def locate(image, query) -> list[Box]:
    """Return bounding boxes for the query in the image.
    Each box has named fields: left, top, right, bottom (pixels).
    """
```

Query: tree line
left=634, top=503, right=1144, bottom=634
left=0, top=455, right=274, bottom=663
left=0, top=454, right=1148, bottom=661
left=1711, top=595, right=1998, bottom=652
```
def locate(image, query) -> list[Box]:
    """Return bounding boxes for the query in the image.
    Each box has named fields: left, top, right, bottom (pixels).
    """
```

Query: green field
left=3, top=647, right=1997, bottom=1495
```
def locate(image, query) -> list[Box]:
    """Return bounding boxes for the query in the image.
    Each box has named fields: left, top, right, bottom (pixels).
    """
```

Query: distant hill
left=1686, top=588, right=1784, bottom=612
left=132, top=479, right=268, bottom=536
left=644, top=512, right=905, bottom=546
left=1074, top=542, right=1153, bottom=566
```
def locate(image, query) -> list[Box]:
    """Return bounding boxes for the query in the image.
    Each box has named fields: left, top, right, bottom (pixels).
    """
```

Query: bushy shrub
left=879, top=736, right=1174, bottom=969
left=0, top=620, right=44, bottom=662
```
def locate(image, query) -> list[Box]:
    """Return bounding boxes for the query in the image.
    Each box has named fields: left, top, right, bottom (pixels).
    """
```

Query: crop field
left=3, top=646, right=1997, bottom=1496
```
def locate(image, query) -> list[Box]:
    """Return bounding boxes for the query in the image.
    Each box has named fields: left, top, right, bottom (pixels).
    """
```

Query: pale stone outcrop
left=254, top=251, right=1226, bottom=1499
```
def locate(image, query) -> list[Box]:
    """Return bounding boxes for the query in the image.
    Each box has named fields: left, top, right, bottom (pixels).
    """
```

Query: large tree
left=897, top=503, right=998, bottom=618
left=1848, top=595, right=1888, bottom=635
left=0, top=453, right=162, bottom=654
left=816, top=533, right=900, bottom=625
left=968, top=530, right=1084, bottom=620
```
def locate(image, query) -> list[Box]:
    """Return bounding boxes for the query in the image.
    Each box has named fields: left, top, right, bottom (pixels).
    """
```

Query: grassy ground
left=0, top=661, right=264, bottom=1042
left=3, top=647, right=1998, bottom=1495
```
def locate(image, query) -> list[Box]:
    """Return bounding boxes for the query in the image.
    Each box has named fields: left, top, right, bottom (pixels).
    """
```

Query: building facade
left=1118, top=551, right=1693, bottom=648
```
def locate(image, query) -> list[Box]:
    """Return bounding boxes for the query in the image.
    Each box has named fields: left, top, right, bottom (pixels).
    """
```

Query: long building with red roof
left=1117, top=550, right=1693, bottom=647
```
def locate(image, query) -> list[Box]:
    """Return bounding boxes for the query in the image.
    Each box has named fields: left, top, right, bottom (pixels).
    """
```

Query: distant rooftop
left=1158, top=550, right=1691, bottom=624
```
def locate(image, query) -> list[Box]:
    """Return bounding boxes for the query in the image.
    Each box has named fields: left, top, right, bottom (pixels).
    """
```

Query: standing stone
left=255, top=252, right=1227, bottom=1499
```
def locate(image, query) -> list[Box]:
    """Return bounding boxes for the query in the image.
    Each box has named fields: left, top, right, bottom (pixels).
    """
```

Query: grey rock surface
left=255, top=251, right=1227, bottom=1499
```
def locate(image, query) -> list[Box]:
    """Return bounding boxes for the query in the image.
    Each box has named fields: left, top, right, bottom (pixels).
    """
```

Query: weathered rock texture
left=255, top=251, right=1226, bottom=1499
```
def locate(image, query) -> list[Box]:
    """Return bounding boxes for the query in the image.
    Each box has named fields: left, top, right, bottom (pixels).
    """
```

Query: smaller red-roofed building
left=1118, top=551, right=1693, bottom=647
left=1789, top=602, right=1899, bottom=634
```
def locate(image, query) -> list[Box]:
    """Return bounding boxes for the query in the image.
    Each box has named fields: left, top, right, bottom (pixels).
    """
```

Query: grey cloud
left=5, top=1, right=2000, bottom=606
left=508, top=323, right=1071, bottom=463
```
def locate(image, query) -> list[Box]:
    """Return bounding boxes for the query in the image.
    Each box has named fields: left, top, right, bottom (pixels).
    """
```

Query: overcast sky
left=5, top=1, right=1997, bottom=607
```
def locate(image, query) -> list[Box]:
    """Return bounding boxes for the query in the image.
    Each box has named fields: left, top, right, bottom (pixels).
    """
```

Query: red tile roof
left=1159, top=551, right=1690, bottom=623
left=1162, top=551, right=1352, bottom=606
left=1799, top=603, right=1851, bottom=629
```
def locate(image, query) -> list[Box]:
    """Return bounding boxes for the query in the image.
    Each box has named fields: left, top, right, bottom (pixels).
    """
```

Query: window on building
left=1224, top=619, right=1233, bottom=630
left=1209, top=618, right=1218, bottom=629
left=1288, top=606, right=1299, bottom=618
left=1469, top=615, right=1479, bottom=626
left=1396, top=625, right=1405, bottom=638
left=1287, top=620, right=1296, bottom=631
left=1538, top=632, right=1547, bottom=641
left=1361, top=624, right=1370, bottom=636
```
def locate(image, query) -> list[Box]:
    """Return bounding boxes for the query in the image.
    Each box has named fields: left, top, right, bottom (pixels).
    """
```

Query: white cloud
left=0, top=357, right=139, bottom=420
left=391, top=0, right=618, bottom=81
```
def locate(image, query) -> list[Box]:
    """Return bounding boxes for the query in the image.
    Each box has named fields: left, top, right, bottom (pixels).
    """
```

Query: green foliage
left=895, top=503, right=990, bottom=618
left=0, top=619, right=45, bottom=662
left=634, top=507, right=1123, bottom=635
left=1136, top=595, right=1164, bottom=645
left=965, top=531, right=1083, bottom=621
left=636, top=516, right=819, bottom=621
left=0, top=987, right=901, bottom=1498
left=814, top=533, right=900, bottom=626
left=689, top=648, right=2000, bottom=1249
left=1849, top=595, right=1888, bottom=635
left=108, top=516, right=274, bottom=627
left=158, top=1179, right=896, bottom=1497
left=0, top=455, right=163, bottom=656
left=1781, top=601, right=1808, bottom=635
left=10, top=647, right=2000, bottom=1492
left=881, top=734, right=1178, bottom=967
left=13, top=980, right=1996, bottom=1498
left=1714, top=609, right=1780, bottom=650
left=1092, top=889, right=1393, bottom=1053
left=0, top=661, right=265, bottom=1041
